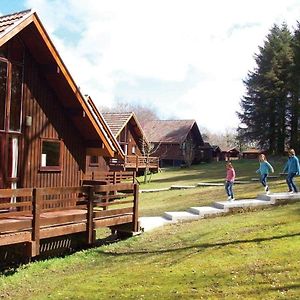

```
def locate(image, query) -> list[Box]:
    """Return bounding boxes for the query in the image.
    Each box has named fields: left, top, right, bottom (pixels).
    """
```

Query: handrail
left=0, top=183, right=139, bottom=257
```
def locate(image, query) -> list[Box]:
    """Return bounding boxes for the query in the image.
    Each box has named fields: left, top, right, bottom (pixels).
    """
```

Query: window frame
left=89, top=155, right=100, bottom=167
left=39, top=138, right=62, bottom=172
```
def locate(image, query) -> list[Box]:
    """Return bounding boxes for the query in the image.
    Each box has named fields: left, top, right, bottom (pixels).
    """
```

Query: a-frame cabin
left=101, top=112, right=159, bottom=173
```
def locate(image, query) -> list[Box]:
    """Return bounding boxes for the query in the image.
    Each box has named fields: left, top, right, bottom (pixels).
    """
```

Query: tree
left=139, top=136, right=161, bottom=184
left=238, top=23, right=294, bottom=154
left=100, top=100, right=159, bottom=126
left=182, top=134, right=195, bottom=167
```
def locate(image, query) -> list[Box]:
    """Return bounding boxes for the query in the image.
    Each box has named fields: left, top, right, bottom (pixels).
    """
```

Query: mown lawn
left=1, top=158, right=299, bottom=299
left=0, top=203, right=299, bottom=299
left=139, top=158, right=293, bottom=216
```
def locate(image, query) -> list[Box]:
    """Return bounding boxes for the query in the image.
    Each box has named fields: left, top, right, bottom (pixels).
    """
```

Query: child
left=283, top=148, right=300, bottom=194
left=256, top=154, right=274, bottom=194
left=225, top=162, right=235, bottom=201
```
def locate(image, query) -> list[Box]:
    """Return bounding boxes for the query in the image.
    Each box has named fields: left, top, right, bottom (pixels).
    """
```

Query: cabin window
left=0, top=44, right=8, bottom=59
left=40, top=139, right=62, bottom=171
left=132, top=146, right=136, bottom=154
left=0, top=61, right=7, bottom=130
left=119, top=127, right=127, bottom=143
left=9, top=64, right=23, bottom=131
left=0, top=38, right=24, bottom=133
left=89, top=155, right=99, bottom=166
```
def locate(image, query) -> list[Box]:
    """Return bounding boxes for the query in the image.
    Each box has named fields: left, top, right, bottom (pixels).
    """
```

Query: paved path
left=139, top=192, right=300, bottom=232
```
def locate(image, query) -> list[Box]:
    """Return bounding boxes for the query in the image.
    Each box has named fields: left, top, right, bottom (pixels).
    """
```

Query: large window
left=0, top=61, right=7, bottom=130
left=40, top=139, right=62, bottom=171
left=0, top=37, right=24, bottom=133
left=9, top=64, right=22, bottom=131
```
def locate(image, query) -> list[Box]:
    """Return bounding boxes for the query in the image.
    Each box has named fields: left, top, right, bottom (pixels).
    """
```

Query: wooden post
left=31, top=188, right=41, bottom=257
left=133, top=183, right=139, bottom=232
left=132, top=171, right=136, bottom=183
left=136, top=155, right=139, bottom=172
left=86, top=185, right=95, bottom=245
left=113, top=171, right=117, bottom=185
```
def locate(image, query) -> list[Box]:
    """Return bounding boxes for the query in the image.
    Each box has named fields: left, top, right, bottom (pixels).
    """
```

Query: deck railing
left=109, top=155, right=159, bottom=171
left=82, top=170, right=136, bottom=184
left=0, top=183, right=139, bottom=258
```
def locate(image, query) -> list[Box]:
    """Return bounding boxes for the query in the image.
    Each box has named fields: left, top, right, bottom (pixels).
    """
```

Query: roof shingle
left=143, top=120, right=198, bottom=143
left=0, top=9, right=31, bottom=35
left=102, top=112, right=133, bottom=136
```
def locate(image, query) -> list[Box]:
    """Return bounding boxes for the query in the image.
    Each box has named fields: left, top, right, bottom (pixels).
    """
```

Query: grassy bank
left=0, top=202, right=299, bottom=299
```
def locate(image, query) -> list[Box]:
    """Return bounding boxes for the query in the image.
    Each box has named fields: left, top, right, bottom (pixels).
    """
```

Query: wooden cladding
left=19, top=48, right=86, bottom=189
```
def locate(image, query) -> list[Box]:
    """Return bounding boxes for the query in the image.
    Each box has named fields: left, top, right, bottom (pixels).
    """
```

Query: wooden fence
left=0, top=183, right=139, bottom=259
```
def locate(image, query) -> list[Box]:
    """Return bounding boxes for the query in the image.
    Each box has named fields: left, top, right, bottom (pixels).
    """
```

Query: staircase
left=139, top=193, right=300, bottom=232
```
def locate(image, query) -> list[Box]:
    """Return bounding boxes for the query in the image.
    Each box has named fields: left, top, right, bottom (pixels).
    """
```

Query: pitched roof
left=0, top=9, right=31, bottom=35
left=0, top=9, right=120, bottom=158
left=103, top=112, right=148, bottom=143
left=102, top=112, right=133, bottom=136
left=143, top=120, right=203, bottom=144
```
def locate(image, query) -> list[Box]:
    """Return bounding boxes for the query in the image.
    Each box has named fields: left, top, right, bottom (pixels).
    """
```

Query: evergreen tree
left=238, top=23, right=293, bottom=154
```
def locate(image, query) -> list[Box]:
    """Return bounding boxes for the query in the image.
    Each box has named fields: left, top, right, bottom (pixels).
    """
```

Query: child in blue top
left=256, top=154, right=274, bottom=194
left=283, top=149, right=300, bottom=193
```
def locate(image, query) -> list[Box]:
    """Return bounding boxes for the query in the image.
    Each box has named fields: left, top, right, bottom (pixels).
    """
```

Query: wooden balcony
left=109, top=155, right=159, bottom=172
left=0, top=183, right=139, bottom=264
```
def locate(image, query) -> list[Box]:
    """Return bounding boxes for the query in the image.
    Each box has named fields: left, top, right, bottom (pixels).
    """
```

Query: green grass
left=1, top=158, right=300, bottom=299
left=0, top=203, right=299, bottom=299
left=138, top=158, right=294, bottom=216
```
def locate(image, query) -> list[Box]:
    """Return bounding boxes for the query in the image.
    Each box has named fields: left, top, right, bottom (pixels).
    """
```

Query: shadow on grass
left=96, top=232, right=300, bottom=256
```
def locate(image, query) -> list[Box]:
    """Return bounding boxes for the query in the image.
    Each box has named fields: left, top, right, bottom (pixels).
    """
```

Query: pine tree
left=238, top=23, right=293, bottom=154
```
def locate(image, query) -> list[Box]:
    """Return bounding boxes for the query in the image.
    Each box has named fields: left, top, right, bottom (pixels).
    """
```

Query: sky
left=1, top=0, right=300, bottom=133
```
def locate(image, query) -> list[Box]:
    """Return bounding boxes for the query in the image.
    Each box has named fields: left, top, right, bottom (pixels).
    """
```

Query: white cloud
left=25, top=0, right=300, bottom=132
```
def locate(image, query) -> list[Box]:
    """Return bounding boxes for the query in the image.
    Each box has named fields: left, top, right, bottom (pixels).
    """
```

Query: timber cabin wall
left=152, top=132, right=202, bottom=167
left=117, top=123, right=142, bottom=156
left=20, top=47, right=86, bottom=189
left=86, top=156, right=110, bottom=172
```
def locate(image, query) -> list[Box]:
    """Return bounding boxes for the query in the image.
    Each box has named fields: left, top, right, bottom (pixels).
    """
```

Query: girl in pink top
left=225, top=162, right=235, bottom=201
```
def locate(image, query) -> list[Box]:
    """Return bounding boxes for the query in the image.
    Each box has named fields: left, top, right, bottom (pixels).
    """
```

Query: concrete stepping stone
left=213, top=199, right=271, bottom=210
left=140, top=187, right=171, bottom=193
left=139, top=216, right=173, bottom=232
left=170, top=185, right=196, bottom=190
left=188, top=206, right=227, bottom=217
left=257, top=192, right=300, bottom=204
left=163, top=211, right=200, bottom=221
left=197, top=182, right=224, bottom=187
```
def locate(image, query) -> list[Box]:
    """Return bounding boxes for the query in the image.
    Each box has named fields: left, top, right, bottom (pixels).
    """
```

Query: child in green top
left=256, top=154, right=274, bottom=194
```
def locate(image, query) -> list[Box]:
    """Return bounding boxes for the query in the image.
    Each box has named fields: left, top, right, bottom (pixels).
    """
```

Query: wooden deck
left=0, top=183, right=139, bottom=261
left=110, top=155, right=159, bottom=172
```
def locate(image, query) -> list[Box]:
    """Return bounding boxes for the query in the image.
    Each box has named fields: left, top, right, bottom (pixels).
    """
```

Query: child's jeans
left=286, top=172, right=298, bottom=192
left=260, top=174, right=268, bottom=187
left=225, top=181, right=234, bottom=198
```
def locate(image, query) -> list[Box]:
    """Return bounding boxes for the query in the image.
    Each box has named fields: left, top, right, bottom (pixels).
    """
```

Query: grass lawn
left=0, top=158, right=299, bottom=299
left=138, top=158, right=294, bottom=216
left=0, top=203, right=299, bottom=299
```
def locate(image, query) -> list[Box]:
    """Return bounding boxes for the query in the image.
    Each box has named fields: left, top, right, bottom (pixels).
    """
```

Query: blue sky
left=1, top=0, right=300, bottom=133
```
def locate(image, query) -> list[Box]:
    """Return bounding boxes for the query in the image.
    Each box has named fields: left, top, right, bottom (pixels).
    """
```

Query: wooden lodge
left=221, top=147, right=240, bottom=161
left=101, top=112, right=159, bottom=173
left=242, top=148, right=264, bottom=159
left=143, top=120, right=206, bottom=167
left=0, top=10, right=139, bottom=266
left=212, top=145, right=222, bottom=161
